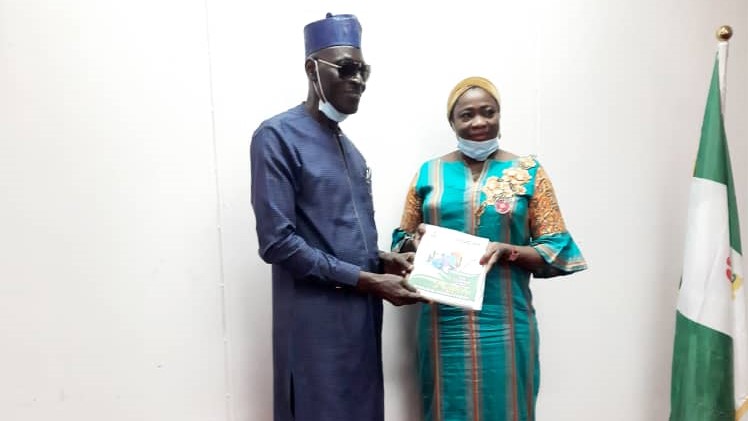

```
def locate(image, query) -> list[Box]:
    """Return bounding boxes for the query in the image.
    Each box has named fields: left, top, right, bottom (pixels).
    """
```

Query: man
left=250, top=13, right=422, bottom=421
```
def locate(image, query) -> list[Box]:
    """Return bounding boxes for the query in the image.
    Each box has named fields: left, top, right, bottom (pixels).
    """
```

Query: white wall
left=1, top=1, right=746, bottom=420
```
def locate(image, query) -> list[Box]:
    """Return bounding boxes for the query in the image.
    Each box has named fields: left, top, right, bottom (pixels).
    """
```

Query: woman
left=392, top=76, right=587, bottom=421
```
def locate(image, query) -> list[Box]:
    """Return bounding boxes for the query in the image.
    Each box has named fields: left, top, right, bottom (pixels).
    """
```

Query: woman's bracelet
left=396, top=233, right=416, bottom=253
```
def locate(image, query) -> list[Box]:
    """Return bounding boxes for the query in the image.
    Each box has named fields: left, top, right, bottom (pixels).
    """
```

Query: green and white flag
left=670, top=54, right=747, bottom=420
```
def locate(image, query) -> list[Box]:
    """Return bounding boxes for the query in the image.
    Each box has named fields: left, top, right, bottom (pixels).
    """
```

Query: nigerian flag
left=670, top=55, right=747, bottom=420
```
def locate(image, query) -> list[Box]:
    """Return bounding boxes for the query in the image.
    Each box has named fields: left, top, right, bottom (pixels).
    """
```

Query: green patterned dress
left=393, top=154, right=587, bottom=421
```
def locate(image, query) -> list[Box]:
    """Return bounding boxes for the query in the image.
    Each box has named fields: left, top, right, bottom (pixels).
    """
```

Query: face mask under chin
left=313, top=60, right=351, bottom=123
left=318, top=99, right=349, bottom=122
left=457, top=137, right=499, bottom=161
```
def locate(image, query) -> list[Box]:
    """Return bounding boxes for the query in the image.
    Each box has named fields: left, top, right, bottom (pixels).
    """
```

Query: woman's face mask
left=457, top=137, right=499, bottom=161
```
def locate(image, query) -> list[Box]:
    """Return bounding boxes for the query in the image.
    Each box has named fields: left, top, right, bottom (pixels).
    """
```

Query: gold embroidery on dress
left=518, top=155, right=536, bottom=170
left=476, top=156, right=536, bottom=217
left=529, top=166, right=567, bottom=237
left=399, top=176, right=423, bottom=232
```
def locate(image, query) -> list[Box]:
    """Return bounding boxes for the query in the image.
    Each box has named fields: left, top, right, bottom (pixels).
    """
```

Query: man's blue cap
left=304, top=13, right=362, bottom=57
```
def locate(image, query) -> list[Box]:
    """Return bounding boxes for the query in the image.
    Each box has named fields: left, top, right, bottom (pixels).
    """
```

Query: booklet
left=408, top=224, right=489, bottom=311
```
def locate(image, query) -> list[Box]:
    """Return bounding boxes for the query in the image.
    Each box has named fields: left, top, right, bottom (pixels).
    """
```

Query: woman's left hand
left=480, top=242, right=512, bottom=270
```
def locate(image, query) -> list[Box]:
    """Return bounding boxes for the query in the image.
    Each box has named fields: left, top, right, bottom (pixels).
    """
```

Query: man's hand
left=356, top=272, right=424, bottom=306
left=379, top=251, right=415, bottom=276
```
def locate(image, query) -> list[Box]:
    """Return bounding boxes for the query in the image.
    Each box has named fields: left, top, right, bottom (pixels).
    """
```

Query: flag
left=670, top=55, right=747, bottom=420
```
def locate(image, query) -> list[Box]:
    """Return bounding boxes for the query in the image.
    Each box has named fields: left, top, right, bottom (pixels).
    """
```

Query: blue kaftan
left=251, top=104, right=383, bottom=421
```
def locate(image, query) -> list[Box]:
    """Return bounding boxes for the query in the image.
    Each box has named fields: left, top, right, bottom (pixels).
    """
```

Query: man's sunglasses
left=316, top=58, right=371, bottom=81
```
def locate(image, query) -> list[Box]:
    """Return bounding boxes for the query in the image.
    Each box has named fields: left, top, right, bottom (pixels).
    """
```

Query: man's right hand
left=356, top=272, right=424, bottom=306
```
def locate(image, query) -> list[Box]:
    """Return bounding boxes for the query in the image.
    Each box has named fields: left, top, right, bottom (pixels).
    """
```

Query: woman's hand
left=397, top=224, right=428, bottom=253
left=412, top=223, right=427, bottom=250
left=480, top=242, right=514, bottom=271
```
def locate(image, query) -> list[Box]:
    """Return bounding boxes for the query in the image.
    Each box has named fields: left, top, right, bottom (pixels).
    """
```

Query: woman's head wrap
left=446, top=76, right=500, bottom=121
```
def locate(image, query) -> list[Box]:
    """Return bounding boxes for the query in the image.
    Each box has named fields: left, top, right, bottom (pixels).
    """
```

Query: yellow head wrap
left=446, top=76, right=501, bottom=121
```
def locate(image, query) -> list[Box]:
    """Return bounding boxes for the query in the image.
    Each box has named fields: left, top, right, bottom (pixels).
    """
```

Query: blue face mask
left=313, top=60, right=350, bottom=122
left=457, top=137, right=499, bottom=161
left=318, top=100, right=349, bottom=122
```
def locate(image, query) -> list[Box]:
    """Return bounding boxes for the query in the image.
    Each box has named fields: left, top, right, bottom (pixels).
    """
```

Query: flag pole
left=716, top=25, right=733, bottom=111
left=715, top=26, right=748, bottom=421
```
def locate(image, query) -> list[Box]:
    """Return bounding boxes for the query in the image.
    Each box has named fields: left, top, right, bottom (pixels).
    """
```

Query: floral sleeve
left=528, top=166, right=587, bottom=278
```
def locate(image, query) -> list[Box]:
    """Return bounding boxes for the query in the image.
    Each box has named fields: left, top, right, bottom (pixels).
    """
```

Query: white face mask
left=313, top=60, right=350, bottom=122
left=457, top=137, right=499, bottom=161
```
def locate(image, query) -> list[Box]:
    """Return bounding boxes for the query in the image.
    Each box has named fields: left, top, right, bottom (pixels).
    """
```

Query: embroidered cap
left=304, top=13, right=362, bottom=57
